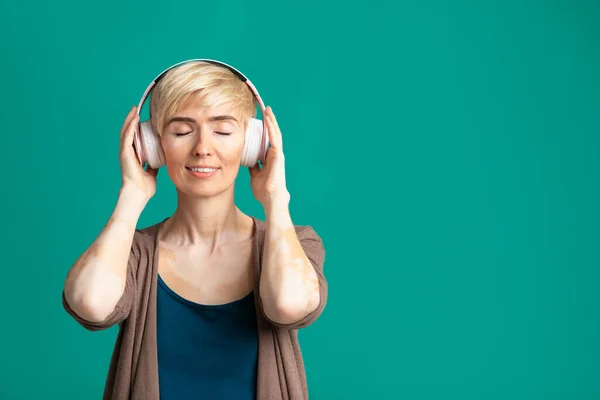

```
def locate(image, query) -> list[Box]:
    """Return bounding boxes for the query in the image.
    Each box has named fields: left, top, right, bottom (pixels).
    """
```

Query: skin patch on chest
left=157, top=240, right=255, bottom=305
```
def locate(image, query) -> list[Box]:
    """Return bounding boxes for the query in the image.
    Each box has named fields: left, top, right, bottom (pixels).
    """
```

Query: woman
left=62, top=60, right=327, bottom=400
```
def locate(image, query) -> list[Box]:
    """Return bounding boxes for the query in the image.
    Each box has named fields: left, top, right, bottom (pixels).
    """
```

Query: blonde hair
left=149, top=61, right=257, bottom=136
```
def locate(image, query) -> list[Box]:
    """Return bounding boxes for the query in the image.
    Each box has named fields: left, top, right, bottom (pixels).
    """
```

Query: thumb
left=248, top=165, right=260, bottom=179
left=146, top=166, right=159, bottom=177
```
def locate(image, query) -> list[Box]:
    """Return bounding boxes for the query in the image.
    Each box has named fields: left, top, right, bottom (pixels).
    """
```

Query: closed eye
left=174, top=131, right=232, bottom=136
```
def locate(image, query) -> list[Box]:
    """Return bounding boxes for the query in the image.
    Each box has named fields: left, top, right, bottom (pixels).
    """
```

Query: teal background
left=1, top=0, right=599, bottom=398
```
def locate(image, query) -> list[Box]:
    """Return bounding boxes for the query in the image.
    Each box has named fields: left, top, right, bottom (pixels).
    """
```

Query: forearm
left=260, top=199, right=320, bottom=325
left=63, top=186, right=147, bottom=322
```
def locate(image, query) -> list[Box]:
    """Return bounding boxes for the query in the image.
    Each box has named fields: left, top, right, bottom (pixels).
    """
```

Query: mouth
left=185, top=166, right=220, bottom=179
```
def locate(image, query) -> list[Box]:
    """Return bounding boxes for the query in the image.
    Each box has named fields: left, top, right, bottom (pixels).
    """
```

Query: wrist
left=120, top=183, right=150, bottom=202
left=117, top=186, right=149, bottom=215
left=264, top=193, right=291, bottom=220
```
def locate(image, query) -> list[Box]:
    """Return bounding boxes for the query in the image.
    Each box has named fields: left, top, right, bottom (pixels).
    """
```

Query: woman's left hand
left=249, top=106, right=290, bottom=209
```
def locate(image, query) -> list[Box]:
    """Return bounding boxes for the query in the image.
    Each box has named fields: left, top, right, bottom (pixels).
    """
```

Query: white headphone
left=133, top=58, right=270, bottom=169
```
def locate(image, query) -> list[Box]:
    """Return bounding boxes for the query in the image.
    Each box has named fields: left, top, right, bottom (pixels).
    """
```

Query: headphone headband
left=136, top=58, right=266, bottom=118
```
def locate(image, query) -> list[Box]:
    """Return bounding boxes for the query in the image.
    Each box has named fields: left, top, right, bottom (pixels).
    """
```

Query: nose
left=191, top=129, right=213, bottom=157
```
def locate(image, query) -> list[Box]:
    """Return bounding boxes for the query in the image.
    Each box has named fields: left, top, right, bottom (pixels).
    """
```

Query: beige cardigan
left=62, top=216, right=328, bottom=400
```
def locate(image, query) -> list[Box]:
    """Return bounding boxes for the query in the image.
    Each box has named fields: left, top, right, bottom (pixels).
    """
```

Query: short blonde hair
left=149, top=61, right=257, bottom=136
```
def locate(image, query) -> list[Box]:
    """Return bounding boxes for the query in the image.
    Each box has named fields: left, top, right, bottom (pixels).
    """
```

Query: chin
left=185, top=185, right=230, bottom=199
left=176, top=178, right=235, bottom=199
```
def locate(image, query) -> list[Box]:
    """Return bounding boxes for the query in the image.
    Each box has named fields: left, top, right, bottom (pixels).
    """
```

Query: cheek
left=161, top=139, right=184, bottom=163
left=218, top=135, right=246, bottom=164
left=160, top=140, right=187, bottom=179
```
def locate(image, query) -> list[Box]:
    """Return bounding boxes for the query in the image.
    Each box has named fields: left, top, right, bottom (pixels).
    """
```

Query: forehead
left=173, top=100, right=242, bottom=121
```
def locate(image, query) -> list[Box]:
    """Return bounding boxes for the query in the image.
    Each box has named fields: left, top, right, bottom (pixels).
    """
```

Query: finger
left=121, top=119, right=140, bottom=166
left=122, top=114, right=140, bottom=149
left=120, top=105, right=138, bottom=138
left=265, top=106, right=283, bottom=151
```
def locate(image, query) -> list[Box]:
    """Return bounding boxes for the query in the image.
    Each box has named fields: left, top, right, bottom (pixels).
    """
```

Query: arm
left=259, top=200, right=324, bottom=326
left=63, top=187, right=146, bottom=324
left=63, top=105, right=157, bottom=328
left=249, top=106, right=327, bottom=327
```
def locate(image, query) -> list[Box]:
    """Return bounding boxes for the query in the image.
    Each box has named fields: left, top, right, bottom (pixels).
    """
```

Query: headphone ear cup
left=241, top=118, right=267, bottom=167
left=139, top=120, right=166, bottom=169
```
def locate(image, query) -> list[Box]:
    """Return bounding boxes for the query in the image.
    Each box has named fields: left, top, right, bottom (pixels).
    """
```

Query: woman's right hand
left=119, top=105, right=159, bottom=202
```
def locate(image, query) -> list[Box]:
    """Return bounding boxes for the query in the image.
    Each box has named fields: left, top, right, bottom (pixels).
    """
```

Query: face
left=159, top=101, right=246, bottom=198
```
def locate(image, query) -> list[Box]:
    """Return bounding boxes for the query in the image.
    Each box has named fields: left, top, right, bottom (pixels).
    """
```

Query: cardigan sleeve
left=262, top=225, right=328, bottom=330
left=62, top=231, right=140, bottom=331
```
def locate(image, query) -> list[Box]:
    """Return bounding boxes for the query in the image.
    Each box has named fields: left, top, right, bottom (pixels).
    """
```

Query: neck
left=160, top=188, right=253, bottom=250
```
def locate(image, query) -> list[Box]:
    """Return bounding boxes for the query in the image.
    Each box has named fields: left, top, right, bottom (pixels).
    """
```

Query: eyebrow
left=167, top=115, right=239, bottom=124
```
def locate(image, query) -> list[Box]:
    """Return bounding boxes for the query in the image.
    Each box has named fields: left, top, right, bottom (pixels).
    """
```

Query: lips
left=187, top=167, right=218, bottom=172
left=185, top=166, right=220, bottom=179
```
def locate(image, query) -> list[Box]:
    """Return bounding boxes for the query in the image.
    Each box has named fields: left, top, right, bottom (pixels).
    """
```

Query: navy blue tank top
left=156, top=273, right=258, bottom=399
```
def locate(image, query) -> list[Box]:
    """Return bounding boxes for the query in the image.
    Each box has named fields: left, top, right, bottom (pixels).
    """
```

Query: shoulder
left=136, top=217, right=168, bottom=240
left=124, top=218, right=167, bottom=262
left=251, top=215, right=324, bottom=242
left=251, top=215, right=325, bottom=264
